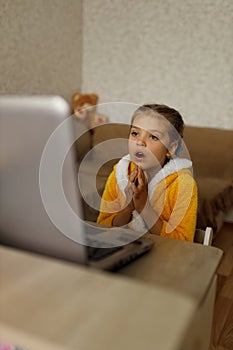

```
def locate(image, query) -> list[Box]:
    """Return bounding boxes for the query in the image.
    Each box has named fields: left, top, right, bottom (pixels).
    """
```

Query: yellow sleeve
left=157, top=172, right=197, bottom=241
left=97, top=166, right=122, bottom=226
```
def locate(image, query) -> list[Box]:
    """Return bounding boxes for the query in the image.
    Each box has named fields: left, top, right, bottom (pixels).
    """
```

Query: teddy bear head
left=72, top=92, right=98, bottom=122
left=71, top=92, right=108, bottom=128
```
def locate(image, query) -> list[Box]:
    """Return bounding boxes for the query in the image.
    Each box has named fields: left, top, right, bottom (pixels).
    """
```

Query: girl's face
left=129, top=113, right=175, bottom=172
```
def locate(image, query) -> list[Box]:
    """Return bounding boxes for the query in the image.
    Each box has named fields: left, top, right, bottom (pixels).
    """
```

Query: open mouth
left=135, top=151, right=145, bottom=159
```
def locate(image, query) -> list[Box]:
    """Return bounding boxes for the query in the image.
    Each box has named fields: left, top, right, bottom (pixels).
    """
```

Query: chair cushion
left=197, top=177, right=233, bottom=234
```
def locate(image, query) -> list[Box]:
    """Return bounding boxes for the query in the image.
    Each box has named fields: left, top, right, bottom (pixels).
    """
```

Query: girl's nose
left=136, top=137, right=146, bottom=146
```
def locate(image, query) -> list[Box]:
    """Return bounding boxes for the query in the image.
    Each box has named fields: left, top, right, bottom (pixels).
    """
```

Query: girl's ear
left=166, top=140, right=179, bottom=157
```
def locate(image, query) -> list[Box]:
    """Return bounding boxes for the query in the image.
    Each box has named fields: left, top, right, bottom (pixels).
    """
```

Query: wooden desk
left=119, top=233, right=223, bottom=301
left=0, top=238, right=223, bottom=350
left=119, top=234, right=223, bottom=350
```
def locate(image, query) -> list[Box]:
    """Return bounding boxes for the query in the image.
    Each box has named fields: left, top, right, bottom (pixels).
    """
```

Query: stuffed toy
left=72, top=92, right=108, bottom=129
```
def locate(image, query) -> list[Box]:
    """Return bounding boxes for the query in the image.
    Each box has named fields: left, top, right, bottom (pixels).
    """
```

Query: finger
left=141, top=167, right=148, bottom=183
left=125, top=181, right=133, bottom=193
left=137, top=167, right=146, bottom=185
left=133, top=187, right=140, bottom=200
left=129, top=167, right=138, bottom=183
left=131, top=181, right=138, bottom=193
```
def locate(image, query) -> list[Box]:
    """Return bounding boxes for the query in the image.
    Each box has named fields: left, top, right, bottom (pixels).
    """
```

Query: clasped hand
left=124, top=165, right=148, bottom=213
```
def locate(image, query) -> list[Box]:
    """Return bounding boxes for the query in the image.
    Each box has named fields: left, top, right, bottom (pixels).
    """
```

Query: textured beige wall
left=0, top=0, right=82, bottom=103
left=82, top=0, right=233, bottom=129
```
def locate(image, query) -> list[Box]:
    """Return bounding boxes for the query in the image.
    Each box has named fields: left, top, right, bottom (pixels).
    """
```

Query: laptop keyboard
left=87, top=246, right=123, bottom=261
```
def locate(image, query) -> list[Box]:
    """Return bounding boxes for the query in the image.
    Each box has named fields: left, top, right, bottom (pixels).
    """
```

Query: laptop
left=0, top=95, right=153, bottom=271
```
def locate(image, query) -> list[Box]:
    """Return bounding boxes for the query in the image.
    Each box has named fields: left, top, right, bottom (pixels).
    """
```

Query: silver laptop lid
left=0, top=95, right=86, bottom=264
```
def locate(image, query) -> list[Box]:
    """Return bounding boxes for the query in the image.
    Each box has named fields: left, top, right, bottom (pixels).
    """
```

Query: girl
left=97, top=104, right=197, bottom=241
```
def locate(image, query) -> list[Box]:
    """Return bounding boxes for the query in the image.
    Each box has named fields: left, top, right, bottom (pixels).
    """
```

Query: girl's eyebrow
left=149, top=129, right=164, bottom=135
left=131, top=125, right=164, bottom=135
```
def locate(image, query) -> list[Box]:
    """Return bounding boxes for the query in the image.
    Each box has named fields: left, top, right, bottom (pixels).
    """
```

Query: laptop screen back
left=0, top=95, right=87, bottom=264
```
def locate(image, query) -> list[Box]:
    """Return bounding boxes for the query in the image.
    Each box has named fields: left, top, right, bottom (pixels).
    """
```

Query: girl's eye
left=151, top=134, right=159, bottom=141
left=131, top=131, right=138, bottom=137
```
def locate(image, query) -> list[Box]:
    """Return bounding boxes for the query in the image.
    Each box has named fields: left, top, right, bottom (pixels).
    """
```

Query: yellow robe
left=97, top=157, right=197, bottom=242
